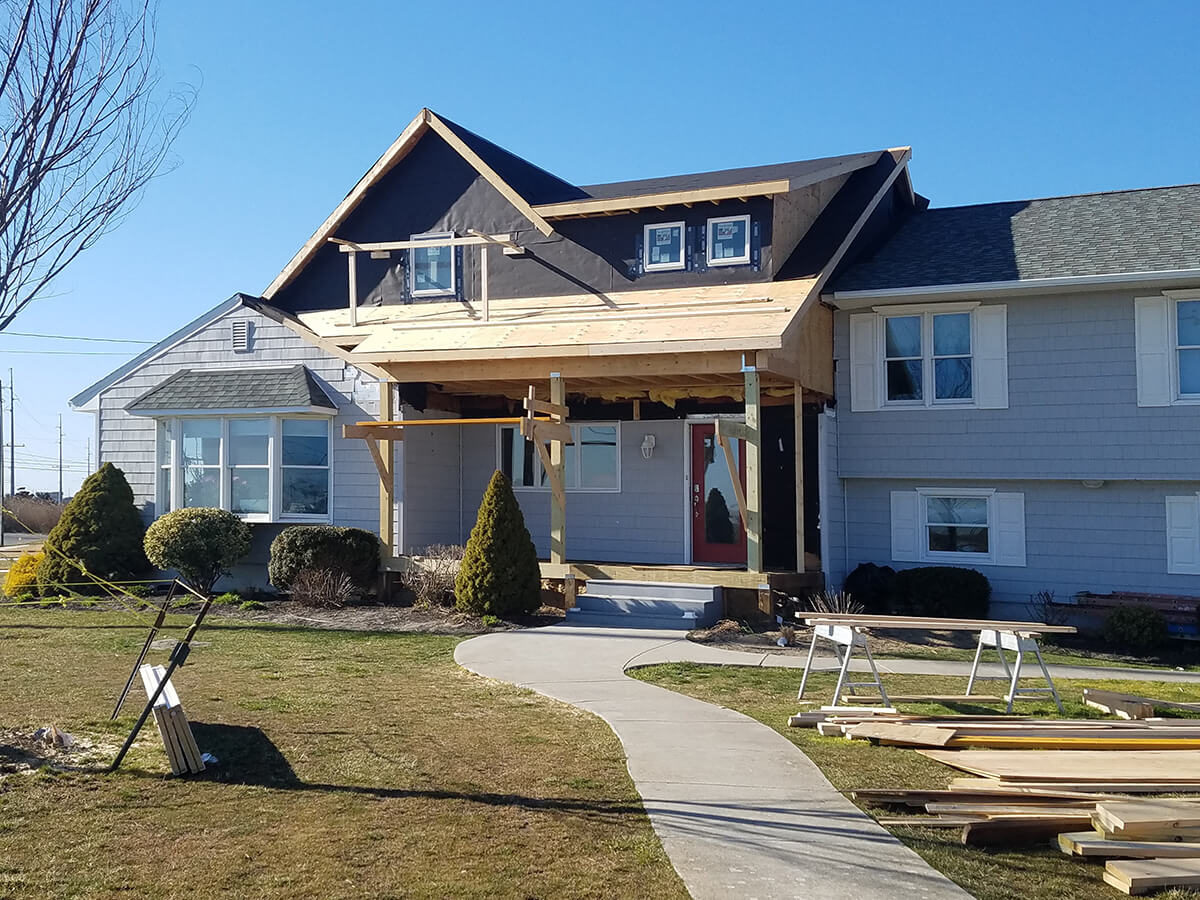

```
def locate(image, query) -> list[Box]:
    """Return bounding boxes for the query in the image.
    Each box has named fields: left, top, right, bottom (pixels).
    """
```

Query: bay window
left=156, top=416, right=330, bottom=521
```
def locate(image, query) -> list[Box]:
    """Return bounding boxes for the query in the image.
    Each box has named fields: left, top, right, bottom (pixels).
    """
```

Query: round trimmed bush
left=843, top=562, right=897, bottom=614
left=455, top=470, right=540, bottom=618
left=37, top=463, right=149, bottom=595
left=4, top=551, right=43, bottom=598
left=890, top=566, right=991, bottom=619
left=1103, top=605, right=1168, bottom=656
left=268, top=526, right=380, bottom=592
left=144, top=508, right=252, bottom=595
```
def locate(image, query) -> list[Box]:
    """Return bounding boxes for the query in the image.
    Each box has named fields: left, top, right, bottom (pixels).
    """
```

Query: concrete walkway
left=456, top=625, right=973, bottom=900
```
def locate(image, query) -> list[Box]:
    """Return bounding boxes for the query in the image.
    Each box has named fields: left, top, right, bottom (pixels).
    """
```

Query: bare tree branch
left=0, top=0, right=192, bottom=330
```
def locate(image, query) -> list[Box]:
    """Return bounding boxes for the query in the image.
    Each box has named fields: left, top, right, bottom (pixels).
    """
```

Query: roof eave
left=826, top=268, right=1200, bottom=308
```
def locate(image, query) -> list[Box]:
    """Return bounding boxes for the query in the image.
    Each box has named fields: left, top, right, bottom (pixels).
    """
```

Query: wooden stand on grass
left=138, top=664, right=204, bottom=775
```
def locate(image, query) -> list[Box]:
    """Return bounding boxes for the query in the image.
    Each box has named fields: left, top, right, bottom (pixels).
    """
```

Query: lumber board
left=1084, top=689, right=1156, bottom=720
left=950, top=777, right=1200, bottom=795
left=960, top=816, right=1094, bottom=846
left=1094, top=800, right=1200, bottom=840
left=919, top=750, right=1200, bottom=783
left=1103, top=858, right=1200, bottom=895
left=802, top=613, right=1077, bottom=634
left=845, top=723, right=958, bottom=747
left=1058, top=831, right=1200, bottom=859
left=151, top=707, right=185, bottom=776
left=877, top=816, right=987, bottom=828
left=946, top=734, right=1200, bottom=750
left=1083, top=688, right=1200, bottom=715
left=840, top=694, right=1002, bottom=704
left=853, top=788, right=1116, bottom=807
left=924, top=802, right=1098, bottom=816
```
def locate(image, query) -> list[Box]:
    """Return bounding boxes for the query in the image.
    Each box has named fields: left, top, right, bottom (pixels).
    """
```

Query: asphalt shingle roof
left=833, top=183, right=1200, bottom=292
left=127, top=366, right=337, bottom=413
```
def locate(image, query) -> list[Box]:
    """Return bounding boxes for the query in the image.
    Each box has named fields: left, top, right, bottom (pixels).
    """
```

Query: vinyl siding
left=834, top=290, right=1200, bottom=480
left=95, top=305, right=389, bottom=585
left=831, top=477, right=1200, bottom=617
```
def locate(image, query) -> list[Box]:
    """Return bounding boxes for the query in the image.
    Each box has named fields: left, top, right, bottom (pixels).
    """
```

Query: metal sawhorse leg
left=966, top=628, right=1063, bottom=714
left=798, top=624, right=890, bottom=708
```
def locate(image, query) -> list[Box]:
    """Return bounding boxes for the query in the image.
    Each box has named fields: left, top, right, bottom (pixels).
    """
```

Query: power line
left=0, top=331, right=154, bottom=344
left=0, top=349, right=132, bottom=355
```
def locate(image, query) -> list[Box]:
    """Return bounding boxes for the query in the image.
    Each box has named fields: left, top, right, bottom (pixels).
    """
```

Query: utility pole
left=7, top=368, right=13, bottom=506
left=0, top=378, right=6, bottom=547
left=58, top=415, right=63, bottom=502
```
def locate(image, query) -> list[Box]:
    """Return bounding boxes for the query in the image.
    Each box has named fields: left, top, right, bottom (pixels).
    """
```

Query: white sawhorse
left=797, top=623, right=891, bottom=708
left=966, top=629, right=1064, bottom=714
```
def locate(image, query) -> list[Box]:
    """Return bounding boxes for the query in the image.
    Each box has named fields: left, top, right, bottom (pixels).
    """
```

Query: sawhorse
left=966, top=628, right=1064, bottom=714
left=797, top=623, right=891, bottom=708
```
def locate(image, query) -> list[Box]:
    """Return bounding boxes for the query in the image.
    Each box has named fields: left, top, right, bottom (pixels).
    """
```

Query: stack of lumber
left=792, top=707, right=1200, bottom=750
left=1084, top=687, right=1200, bottom=719
left=138, top=664, right=204, bottom=776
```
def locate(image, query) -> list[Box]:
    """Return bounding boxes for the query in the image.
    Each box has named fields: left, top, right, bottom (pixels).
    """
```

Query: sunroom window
left=498, top=423, right=619, bottom=492
left=157, top=416, right=330, bottom=521
left=409, top=232, right=455, bottom=297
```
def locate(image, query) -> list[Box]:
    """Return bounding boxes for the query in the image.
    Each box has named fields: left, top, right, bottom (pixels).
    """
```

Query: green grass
left=631, top=663, right=1200, bottom=900
left=0, top=607, right=687, bottom=900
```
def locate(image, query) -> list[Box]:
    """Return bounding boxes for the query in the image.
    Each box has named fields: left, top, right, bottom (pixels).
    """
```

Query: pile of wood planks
left=138, top=664, right=205, bottom=776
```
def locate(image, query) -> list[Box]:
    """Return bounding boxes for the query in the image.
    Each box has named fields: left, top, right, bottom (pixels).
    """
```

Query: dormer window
left=643, top=222, right=685, bottom=272
left=409, top=232, right=456, bottom=297
left=706, top=214, right=751, bottom=267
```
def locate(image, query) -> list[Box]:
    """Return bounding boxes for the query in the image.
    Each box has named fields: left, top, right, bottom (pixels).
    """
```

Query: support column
left=549, top=374, right=566, bottom=565
left=378, top=381, right=395, bottom=558
left=745, top=368, right=762, bottom=573
left=794, top=382, right=805, bottom=572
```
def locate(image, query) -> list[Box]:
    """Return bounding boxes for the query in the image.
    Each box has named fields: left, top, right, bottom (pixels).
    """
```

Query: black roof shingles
left=127, top=366, right=337, bottom=413
left=832, top=183, right=1200, bottom=292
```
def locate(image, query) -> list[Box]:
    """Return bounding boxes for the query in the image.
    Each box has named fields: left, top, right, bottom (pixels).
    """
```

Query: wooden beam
left=378, top=382, right=396, bottom=561
left=549, top=376, right=566, bottom=564
left=744, top=368, right=763, bottom=572
left=714, top=430, right=749, bottom=531
left=523, top=397, right=570, bottom=419
left=531, top=180, right=791, bottom=218
left=332, top=233, right=517, bottom=253
left=795, top=381, right=805, bottom=572
left=343, top=424, right=407, bottom=440
left=378, top=351, right=750, bottom=384
left=713, top=419, right=751, bottom=443
left=347, top=250, right=358, bottom=327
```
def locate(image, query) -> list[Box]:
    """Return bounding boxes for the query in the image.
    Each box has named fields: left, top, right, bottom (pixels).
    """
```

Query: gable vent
left=231, top=320, right=252, bottom=352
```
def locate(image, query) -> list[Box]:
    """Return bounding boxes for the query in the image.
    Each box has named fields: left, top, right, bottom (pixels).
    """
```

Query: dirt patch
left=204, top=602, right=565, bottom=634
left=0, top=727, right=116, bottom=777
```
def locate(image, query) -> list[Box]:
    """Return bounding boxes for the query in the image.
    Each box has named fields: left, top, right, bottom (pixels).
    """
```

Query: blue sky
left=6, top=0, right=1198, bottom=494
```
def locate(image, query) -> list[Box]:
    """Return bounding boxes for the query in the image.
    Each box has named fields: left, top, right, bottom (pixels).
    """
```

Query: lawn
left=0, top=606, right=687, bottom=900
left=631, top=663, right=1200, bottom=900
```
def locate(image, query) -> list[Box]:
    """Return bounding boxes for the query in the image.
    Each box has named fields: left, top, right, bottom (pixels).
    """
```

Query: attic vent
left=231, top=320, right=252, bottom=352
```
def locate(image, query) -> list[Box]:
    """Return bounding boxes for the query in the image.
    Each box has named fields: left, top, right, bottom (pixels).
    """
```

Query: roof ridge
left=924, top=181, right=1200, bottom=213
left=577, top=150, right=885, bottom=191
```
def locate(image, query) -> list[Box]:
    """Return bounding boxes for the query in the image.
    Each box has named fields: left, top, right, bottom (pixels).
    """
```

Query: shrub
left=890, top=566, right=991, bottom=619
left=288, top=567, right=355, bottom=608
left=268, top=526, right=379, bottom=592
left=240, top=600, right=267, bottom=611
left=144, top=508, right=252, bottom=595
left=455, top=470, right=540, bottom=618
left=843, top=563, right=896, bottom=614
left=213, top=591, right=242, bottom=606
left=1026, top=589, right=1070, bottom=627
left=4, top=494, right=65, bottom=534
left=37, top=463, right=149, bottom=595
left=404, top=544, right=464, bottom=607
left=807, top=589, right=864, bottom=615
left=4, top=551, right=43, bottom=598
left=1103, top=605, right=1168, bottom=655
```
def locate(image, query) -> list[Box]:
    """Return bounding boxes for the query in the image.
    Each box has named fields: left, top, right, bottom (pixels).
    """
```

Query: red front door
left=690, top=423, right=747, bottom=564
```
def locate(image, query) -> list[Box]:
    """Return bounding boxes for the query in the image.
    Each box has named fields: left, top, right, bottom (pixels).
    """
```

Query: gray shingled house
left=70, top=109, right=1200, bottom=623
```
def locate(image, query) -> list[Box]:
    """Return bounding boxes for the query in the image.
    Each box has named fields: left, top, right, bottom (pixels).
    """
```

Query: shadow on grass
left=115, top=722, right=651, bottom=820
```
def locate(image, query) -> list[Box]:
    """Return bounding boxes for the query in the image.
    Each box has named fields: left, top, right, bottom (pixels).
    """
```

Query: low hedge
left=268, top=526, right=380, bottom=592
left=4, top=551, right=43, bottom=598
left=890, top=566, right=991, bottom=619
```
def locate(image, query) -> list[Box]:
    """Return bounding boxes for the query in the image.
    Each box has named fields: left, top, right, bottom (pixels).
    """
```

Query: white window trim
left=875, top=302, right=980, bottom=409
left=497, top=421, right=622, bottom=494
left=642, top=221, right=686, bottom=272
left=1169, top=293, right=1200, bottom=404
left=705, top=214, right=751, bottom=267
left=409, top=231, right=457, bottom=297
left=156, top=414, right=333, bottom=524
left=916, top=486, right=996, bottom=565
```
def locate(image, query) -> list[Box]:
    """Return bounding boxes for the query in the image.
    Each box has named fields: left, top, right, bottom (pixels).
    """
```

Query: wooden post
left=549, top=374, right=566, bottom=565
left=347, top=250, right=358, bottom=327
left=480, top=244, right=489, bottom=323
left=794, top=382, right=805, bottom=573
left=378, top=381, right=396, bottom=565
left=745, top=368, right=763, bottom=573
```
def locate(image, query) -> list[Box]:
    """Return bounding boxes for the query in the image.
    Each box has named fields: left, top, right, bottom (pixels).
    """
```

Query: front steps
left=564, top=580, right=723, bottom=630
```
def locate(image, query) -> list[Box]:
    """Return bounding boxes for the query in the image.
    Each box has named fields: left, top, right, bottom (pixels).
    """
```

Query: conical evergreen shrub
left=455, top=470, right=541, bottom=617
left=37, top=463, right=149, bottom=595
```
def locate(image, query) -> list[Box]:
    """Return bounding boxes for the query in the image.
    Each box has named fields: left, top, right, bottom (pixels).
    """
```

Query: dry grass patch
left=0, top=607, right=686, bottom=900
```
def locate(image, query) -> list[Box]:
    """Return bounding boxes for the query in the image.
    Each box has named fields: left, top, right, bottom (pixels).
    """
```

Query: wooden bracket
left=343, top=424, right=407, bottom=441
left=714, top=430, right=749, bottom=530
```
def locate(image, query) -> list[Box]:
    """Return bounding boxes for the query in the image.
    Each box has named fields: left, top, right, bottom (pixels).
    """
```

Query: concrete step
left=582, top=579, right=722, bottom=604
left=574, top=593, right=720, bottom=621
left=563, top=608, right=700, bottom=630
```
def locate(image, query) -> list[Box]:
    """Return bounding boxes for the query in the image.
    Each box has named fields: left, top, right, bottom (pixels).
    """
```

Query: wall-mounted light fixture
left=641, top=434, right=656, bottom=460
left=1081, top=479, right=1105, bottom=489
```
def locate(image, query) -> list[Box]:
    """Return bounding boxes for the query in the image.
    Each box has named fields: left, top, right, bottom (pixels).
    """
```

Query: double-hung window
left=883, top=310, right=973, bottom=405
left=890, top=487, right=1026, bottom=566
left=923, top=493, right=990, bottom=557
left=1177, top=299, right=1200, bottom=398
left=409, top=232, right=456, bottom=297
left=498, top=423, right=619, bottom=492
left=157, top=416, right=330, bottom=521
